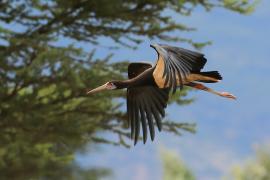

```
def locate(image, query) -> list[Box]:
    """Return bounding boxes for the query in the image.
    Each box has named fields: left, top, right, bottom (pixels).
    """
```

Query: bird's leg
left=186, top=82, right=236, bottom=100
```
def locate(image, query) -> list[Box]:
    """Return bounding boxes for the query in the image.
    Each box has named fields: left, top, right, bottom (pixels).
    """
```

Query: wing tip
left=157, top=125, right=162, bottom=132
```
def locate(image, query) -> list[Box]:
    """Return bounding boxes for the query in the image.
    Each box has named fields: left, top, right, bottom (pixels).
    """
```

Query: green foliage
left=223, top=0, right=259, bottom=14
left=228, top=147, right=270, bottom=180
left=169, top=87, right=194, bottom=105
left=0, top=0, right=257, bottom=179
left=160, top=145, right=270, bottom=180
left=160, top=148, right=195, bottom=180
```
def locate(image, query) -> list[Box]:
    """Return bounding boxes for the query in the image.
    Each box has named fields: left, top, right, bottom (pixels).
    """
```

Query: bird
left=87, top=44, right=236, bottom=145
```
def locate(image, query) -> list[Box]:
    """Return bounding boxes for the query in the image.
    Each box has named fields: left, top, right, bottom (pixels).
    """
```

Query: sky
left=76, top=1, right=270, bottom=179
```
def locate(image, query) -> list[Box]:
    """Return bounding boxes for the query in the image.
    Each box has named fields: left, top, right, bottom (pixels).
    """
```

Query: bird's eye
left=106, top=82, right=116, bottom=90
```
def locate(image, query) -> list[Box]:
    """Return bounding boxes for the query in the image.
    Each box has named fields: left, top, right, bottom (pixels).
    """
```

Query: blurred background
left=1, top=0, right=269, bottom=179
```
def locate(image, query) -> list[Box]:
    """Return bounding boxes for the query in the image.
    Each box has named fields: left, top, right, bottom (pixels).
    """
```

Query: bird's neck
left=113, top=80, right=131, bottom=89
left=114, top=79, right=143, bottom=89
left=114, top=68, right=155, bottom=89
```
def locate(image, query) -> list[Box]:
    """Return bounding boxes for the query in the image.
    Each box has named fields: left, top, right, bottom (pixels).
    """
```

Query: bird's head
left=87, top=81, right=125, bottom=94
left=87, top=81, right=117, bottom=94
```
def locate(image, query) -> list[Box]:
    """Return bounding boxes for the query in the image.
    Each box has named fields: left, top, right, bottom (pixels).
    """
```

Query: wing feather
left=141, top=94, right=155, bottom=141
left=127, top=93, right=133, bottom=138
left=134, top=97, right=140, bottom=145
left=128, top=62, right=152, bottom=79
left=139, top=99, right=148, bottom=144
left=152, top=44, right=207, bottom=92
left=150, top=102, right=162, bottom=131
left=127, top=86, right=169, bottom=145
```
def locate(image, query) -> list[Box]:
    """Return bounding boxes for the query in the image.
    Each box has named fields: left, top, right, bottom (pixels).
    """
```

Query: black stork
left=87, top=44, right=236, bottom=145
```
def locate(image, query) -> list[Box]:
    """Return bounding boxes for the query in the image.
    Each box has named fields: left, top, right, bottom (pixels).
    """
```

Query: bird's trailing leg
left=186, top=82, right=236, bottom=100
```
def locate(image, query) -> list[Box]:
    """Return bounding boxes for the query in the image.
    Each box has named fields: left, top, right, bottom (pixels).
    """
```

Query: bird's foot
left=220, top=92, right=237, bottom=100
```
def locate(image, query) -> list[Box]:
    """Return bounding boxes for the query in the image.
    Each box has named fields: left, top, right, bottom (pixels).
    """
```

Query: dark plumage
left=87, top=44, right=236, bottom=145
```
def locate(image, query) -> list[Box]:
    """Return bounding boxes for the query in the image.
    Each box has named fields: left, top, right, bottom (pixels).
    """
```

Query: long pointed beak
left=87, top=84, right=107, bottom=94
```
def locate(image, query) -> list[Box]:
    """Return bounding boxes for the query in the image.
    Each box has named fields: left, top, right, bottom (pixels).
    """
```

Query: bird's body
left=154, top=71, right=220, bottom=88
left=87, top=44, right=236, bottom=145
left=116, top=66, right=219, bottom=88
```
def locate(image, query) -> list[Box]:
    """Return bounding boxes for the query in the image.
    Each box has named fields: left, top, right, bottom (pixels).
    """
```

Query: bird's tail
left=197, top=71, right=222, bottom=83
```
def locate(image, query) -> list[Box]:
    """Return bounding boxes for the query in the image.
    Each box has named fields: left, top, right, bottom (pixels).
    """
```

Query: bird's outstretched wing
left=128, top=62, right=152, bottom=79
left=151, top=44, right=207, bottom=93
left=127, top=86, right=169, bottom=145
left=127, top=62, right=169, bottom=145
